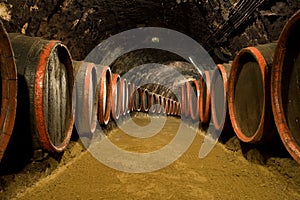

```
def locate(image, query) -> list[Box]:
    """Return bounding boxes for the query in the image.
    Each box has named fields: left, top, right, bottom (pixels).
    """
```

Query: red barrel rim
left=271, top=10, right=300, bottom=163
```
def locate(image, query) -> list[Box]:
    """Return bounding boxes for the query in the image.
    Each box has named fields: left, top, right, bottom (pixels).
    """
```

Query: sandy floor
left=5, top=116, right=300, bottom=199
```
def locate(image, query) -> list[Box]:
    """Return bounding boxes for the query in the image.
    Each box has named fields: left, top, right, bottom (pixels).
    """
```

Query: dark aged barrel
left=187, top=80, right=200, bottom=121
left=111, top=73, right=121, bottom=120
left=9, top=33, right=74, bottom=152
left=211, top=63, right=232, bottom=132
left=167, top=99, right=173, bottom=115
left=271, top=10, right=300, bottom=163
left=97, top=65, right=113, bottom=125
left=228, top=43, right=277, bottom=143
left=199, top=71, right=211, bottom=124
left=0, top=21, right=17, bottom=161
left=73, top=61, right=97, bottom=134
left=176, top=102, right=181, bottom=116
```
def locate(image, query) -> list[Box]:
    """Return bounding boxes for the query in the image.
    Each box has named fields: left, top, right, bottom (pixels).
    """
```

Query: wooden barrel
left=141, top=89, right=149, bottom=112
left=97, top=65, right=113, bottom=125
left=176, top=102, right=181, bottom=116
left=211, top=63, right=232, bottom=132
left=73, top=61, right=98, bottom=134
left=111, top=73, right=121, bottom=120
left=9, top=33, right=74, bottom=152
left=180, top=84, right=189, bottom=118
left=128, top=82, right=135, bottom=112
left=187, top=80, right=200, bottom=121
left=271, top=10, right=300, bottom=163
left=148, top=92, right=155, bottom=114
left=199, top=71, right=211, bottom=124
left=133, top=87, right=142, bottom=112
left=157, top=94, right=164, bottom=114
left=0, top=21, right=17, bottom=161
left=228, top=43, right=277, bottom=143
left=120, top=78, right=128, bottom=116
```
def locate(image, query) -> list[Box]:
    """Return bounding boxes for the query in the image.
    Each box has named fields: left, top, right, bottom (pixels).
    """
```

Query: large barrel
left=228, top=43, right=277, bottom=143
left=0, top=21, right=17, bottom=161
left=199, top=71, right=211, bottom=124
left=271, top=10, right=300, bottom=163
left=9, top=33, right=74, bottom=152
left=180, top=84, right=189, bottom=118
left=211, top=63, right=232, bottom=132
left=73, top=61, right=98, bottom=134
left=127, top=82, right=135, bottom=112
left=97, top=65, right=112, bottom=125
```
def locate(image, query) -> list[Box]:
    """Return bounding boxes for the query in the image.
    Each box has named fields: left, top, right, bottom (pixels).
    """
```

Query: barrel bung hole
left=282, top=21, right=300, bottom=145
left=234, top=54, right=264, bottom=137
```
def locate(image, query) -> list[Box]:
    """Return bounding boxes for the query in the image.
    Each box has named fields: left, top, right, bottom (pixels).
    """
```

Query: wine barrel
left=157, top=95, right=164, bottom=114
left=97, top=65, right=113, bottom=125
left=271, top=10, right=300, bottom=163
left=9, top=33, right=74, bottom=152
left=211, top=63, right=232, bottom=132
left=0, top=21, right=17, bottom=161
left=141, top=89, right=149, bottom=112
left=111, top=74, right=121, bottom=120
left=119, top=78, right=127, bottom=116
left=73, top=61, right=98, bottom=134
left=199, top=71, right=211, bottom=124
left=128, top=82, right=135, bottom=112
left=133, top=87, right=142, bottom=112
left=186, top=80, right=200, bottom=121
left=148, top=92, right=156, bottom=114
left=228, top=43, right=277, bottom=143
left=180, top=84, right=189, bottom=118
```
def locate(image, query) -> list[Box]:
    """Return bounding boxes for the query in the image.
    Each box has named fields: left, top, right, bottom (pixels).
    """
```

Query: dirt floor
left=2, top=115, right=300, bottom=199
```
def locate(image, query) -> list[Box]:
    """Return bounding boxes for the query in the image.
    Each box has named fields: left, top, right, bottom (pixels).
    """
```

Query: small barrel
left=9, top=33, right=74, bottom=152
left=127, top=82, right=135, bottom=112
left=168, top=99, right=173, bottom=115
left=133, top=87, right=142, bottom=112
left=73, top=61, right=98, bottom=134
left=97, top=65, right=112, bottom=125
left=111, top=73, right=121, bottom=120
left=119, top=77, right=128, bottom=116
left=271, top=10, right=300, bottom=163
left=181, top=84, right=189, bottom=118
left=157, top=95, right=164, bottom=114
left=199, top=71, right=211, bottom=124
left=141, top=89, right=149, bottom=112
left=148, top=92, right=156, bottom=114
left=228, top=43, right=277, bottom=143
left=176, top=102, right=181, bottom=116
left=211, top=63, right=232, bottom=132
left=0, top=21, right=17, bottom=161
left=187, top=80, right=200, bottom=121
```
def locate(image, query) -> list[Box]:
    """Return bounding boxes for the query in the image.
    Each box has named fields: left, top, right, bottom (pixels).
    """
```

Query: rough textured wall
left=1, top=0, right=299, bottom=62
